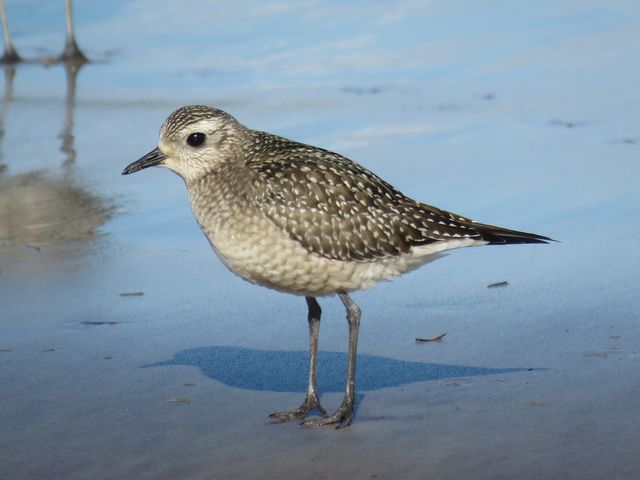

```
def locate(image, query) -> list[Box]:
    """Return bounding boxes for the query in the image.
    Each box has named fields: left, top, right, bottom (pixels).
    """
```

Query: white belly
left=193, top=204, right=481, bottom=297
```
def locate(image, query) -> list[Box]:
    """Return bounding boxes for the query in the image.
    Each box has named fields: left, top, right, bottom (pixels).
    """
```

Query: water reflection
left=146, top=346, right=537, bottom=393
left=59, top=60, right=83, bottom=167
left=0, top=61, right=113, bottom=256
left=0, top=171, right=113, bottom=249
left=0, top=62, right=14, bottom=173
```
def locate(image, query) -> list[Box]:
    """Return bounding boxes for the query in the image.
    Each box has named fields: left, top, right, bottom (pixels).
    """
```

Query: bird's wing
left=245, top=134, right=492, bottom=262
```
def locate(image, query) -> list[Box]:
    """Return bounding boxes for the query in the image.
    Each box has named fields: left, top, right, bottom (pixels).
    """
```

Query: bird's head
left=122, top=105, right=246, bottom=181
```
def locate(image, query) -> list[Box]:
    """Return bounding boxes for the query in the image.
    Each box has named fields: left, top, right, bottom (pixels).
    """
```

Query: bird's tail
left=468, top=222, right=554, bottom=245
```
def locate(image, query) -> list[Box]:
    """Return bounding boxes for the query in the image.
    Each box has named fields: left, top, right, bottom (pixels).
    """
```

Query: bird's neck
left=186, top=160, right=253, bottom=231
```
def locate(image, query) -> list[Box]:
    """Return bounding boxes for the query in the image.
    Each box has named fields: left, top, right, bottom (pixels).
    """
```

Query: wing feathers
left=246, top=132, right=551, bottom=262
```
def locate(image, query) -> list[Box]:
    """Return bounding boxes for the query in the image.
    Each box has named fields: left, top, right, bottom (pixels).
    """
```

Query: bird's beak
left=122, top=147, right=167, bottom=175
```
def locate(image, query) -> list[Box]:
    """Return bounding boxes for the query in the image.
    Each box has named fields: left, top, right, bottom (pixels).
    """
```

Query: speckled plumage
left=153, top=106, right=549, bottom=296
left=245, top=130, right=519, bottom=260
left=123, top=105, right=551, bottom=427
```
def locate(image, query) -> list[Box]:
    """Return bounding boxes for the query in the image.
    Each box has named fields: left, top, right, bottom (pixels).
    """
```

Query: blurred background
left=1, top=1, right=639, bottom=479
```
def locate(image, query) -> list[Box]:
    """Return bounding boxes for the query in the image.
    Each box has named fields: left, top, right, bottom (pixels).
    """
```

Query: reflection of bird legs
left=60, top=60, right=84, bottom=169
left=0, top=64, right=16, bottom=174
left=0, top=1, right=86, bottom=168
left=58, top=0, right=88, bottom=63
left=0, top=0, right=21, bottom=63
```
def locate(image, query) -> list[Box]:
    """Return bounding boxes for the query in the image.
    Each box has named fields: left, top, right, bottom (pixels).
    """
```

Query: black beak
left=122, top=147, right=167, bottom=175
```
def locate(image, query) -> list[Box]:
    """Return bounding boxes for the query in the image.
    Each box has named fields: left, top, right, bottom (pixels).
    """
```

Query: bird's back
left=242, top=130, right=550, bottom=265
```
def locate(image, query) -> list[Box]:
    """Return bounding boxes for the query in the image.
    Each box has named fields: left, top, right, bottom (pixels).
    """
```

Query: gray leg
left=304, top=291, right=361, bottom=428
left=269, top=296, right=327, bottom=422
left=58, top=0, right=88, bottom=63
left=0, top=0, right=22, bottom=63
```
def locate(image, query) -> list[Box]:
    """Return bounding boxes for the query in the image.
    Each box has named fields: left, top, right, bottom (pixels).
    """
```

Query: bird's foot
left=302, top=396, right=354, bottom=429
left=269, top=393, right=327, bottom=423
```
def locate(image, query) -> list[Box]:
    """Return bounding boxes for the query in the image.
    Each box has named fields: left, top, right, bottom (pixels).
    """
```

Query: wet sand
left=1, top=1, right=639, bottom=479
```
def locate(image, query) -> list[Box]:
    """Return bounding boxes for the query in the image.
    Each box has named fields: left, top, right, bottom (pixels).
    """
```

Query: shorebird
left=123, top=105, right=551, bottom=428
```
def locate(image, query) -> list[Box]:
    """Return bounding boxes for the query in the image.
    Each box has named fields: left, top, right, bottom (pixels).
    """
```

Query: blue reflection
left=144, top=346, right=537, bottom=393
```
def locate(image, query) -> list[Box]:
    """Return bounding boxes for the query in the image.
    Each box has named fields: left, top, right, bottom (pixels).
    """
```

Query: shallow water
left=1, top=1, right=639, bottom=479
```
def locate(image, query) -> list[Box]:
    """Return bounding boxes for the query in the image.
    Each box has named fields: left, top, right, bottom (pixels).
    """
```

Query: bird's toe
left=269, top=393, right=326, bottom=423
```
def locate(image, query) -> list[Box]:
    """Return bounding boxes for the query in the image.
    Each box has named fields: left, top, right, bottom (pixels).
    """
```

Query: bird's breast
left=184, top=177, right=457, bottom=296
left=186, top=187, right=398, bottom=296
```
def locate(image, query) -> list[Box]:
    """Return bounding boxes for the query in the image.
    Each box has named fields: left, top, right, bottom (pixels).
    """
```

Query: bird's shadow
left=143, top=345, right=539, bottom=393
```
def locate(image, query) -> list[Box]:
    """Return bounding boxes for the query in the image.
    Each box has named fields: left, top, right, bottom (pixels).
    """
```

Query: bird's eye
left=186, top=132, right=206, bottom=147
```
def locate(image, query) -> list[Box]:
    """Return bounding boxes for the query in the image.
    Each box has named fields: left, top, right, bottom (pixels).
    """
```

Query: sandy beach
left=1, top=1, right=639, bottom=478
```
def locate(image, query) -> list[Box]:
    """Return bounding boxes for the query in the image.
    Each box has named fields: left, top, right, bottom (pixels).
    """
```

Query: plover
left=123, top=105, right=551, bottom=428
